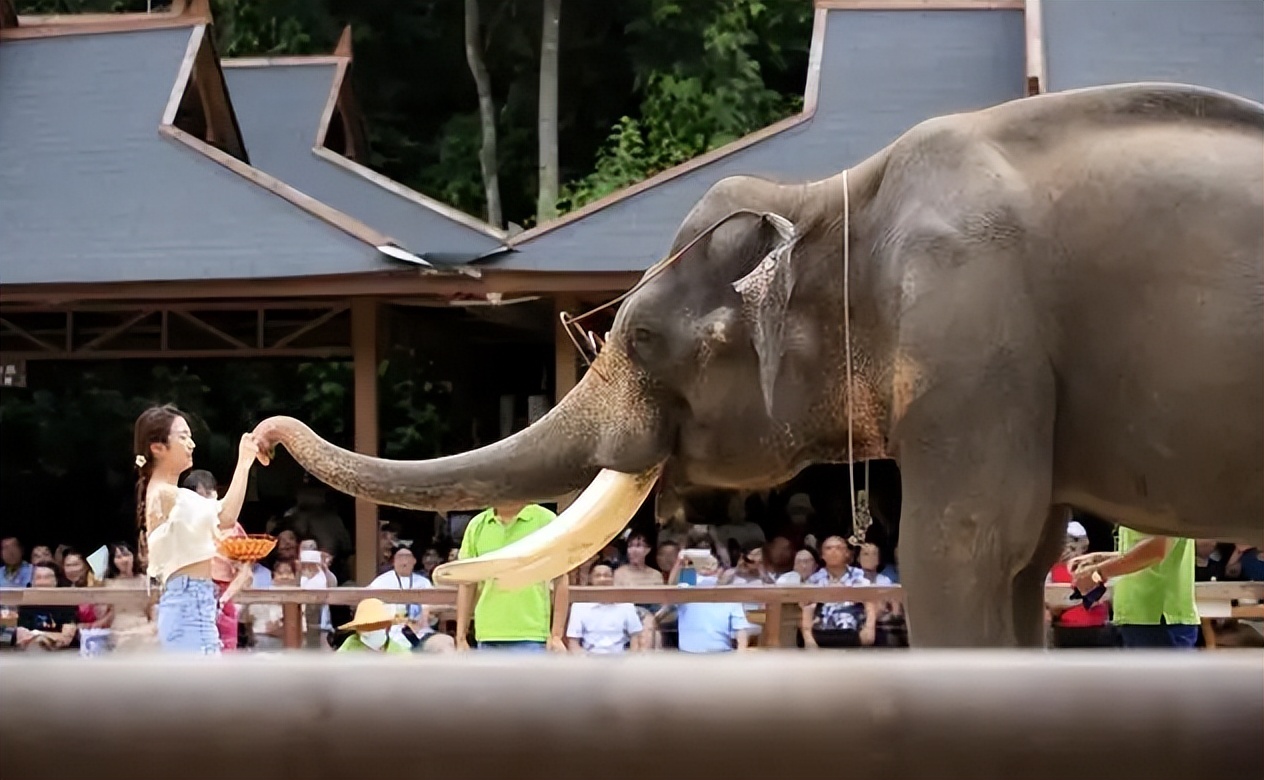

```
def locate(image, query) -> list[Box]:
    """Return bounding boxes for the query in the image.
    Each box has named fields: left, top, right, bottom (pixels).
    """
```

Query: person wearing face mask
left=336, top=599, right=411, bottom=655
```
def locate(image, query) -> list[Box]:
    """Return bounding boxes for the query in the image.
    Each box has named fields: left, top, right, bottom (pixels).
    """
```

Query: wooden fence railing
left=4, top=581, right=1262, bottom=649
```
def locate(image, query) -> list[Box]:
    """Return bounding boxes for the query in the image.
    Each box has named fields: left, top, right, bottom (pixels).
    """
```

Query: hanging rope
left=841, top=169, right=873, bottom=547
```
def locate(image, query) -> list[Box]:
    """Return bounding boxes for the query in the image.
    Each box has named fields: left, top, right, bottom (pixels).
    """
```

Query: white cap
left=299, top=549, right=323, bottom=564
left=1066, top=521, right=1087, bottom=539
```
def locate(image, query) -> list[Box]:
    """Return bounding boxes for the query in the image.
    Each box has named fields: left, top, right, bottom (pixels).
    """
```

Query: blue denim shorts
left=157, top=575, right=221, bottom=655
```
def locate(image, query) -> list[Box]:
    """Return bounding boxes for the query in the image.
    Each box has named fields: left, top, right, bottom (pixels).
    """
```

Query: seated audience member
left=12, top=562, right=78, bottom=651
left=800, top=536, right=876, bottom=649
left=856, top=542, right=904, bottom=647
left=613, top=532, right=663, bottom=650
left=1046, top=521, right=1113, bottom=648
left=880, top=547, right=900, bottom=584
left=246, top=560, right=304, bottom=651
left=661, top=552, right=751, bottom=654
left=762, top=536, right=795, bottom=581
left=61, top=549, right=113, bottom=636
left=419, top=546, right=444, bottom=580
left=1194, top=540, right=1228, bottom=582
left=368, top=544, right=453, bottom=652
left=102, top=541, right=157, bottom=653
left=570, top=554, right=599, bottom=586
left=299, top=540, right=337, bottom=646
left=719, top=541, right=772, bottom=637
left=1, top=536, right=33, bottom=588
left=776, top=548, right=821, bottom=585
left=29, top=545, right=55, bottom=567
left=336, top=599, right=411, bottom=655
left=566, top=563, right=643, bottom=654
left=1225, top=545, right=1264, bottom=581
left=650, top=539, right=681, bottom=649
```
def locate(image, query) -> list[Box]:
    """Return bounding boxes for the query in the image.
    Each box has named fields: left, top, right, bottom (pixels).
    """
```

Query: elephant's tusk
left=431, top=466, right=663, bottom=590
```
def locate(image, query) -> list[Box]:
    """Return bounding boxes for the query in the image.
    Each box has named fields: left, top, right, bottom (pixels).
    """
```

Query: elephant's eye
left=630, top=326, right=661, bottom=360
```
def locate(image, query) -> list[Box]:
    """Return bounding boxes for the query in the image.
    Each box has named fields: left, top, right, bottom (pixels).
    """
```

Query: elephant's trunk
left=251, top=345, right=664, bottom=513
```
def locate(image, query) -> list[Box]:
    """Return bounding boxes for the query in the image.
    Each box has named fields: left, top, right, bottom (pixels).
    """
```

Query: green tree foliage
left=558, top=0, right=810, bottom=213
left=15, top=0, right=809, bottom=224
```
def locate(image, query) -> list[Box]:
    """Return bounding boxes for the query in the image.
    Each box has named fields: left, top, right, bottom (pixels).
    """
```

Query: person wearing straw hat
left=335, top=599, right=411, bottom=654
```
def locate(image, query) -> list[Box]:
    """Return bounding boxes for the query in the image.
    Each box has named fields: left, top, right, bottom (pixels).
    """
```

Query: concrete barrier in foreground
left=1, top=653, right=1260, bottom=780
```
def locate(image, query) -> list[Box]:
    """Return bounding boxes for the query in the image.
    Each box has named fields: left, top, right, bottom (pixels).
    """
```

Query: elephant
left=252, top=82, right=1264, bottom=647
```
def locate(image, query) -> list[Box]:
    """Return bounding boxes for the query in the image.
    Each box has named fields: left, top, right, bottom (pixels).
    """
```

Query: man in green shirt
left=455, top=502, right=565, bottom=652
left=1071, top=526, right=1199, bottom=648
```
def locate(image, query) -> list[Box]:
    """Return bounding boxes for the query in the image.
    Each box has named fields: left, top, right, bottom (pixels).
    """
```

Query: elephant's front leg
left=892, top=363, right=1057, bottom=648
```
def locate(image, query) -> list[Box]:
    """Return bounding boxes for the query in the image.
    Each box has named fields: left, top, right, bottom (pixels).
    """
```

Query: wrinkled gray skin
left=255, top=82, right=1263, bottom=647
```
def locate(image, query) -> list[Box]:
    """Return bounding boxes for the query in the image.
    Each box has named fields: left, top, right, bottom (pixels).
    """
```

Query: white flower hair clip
left=135, top=455, right=147, bottom=468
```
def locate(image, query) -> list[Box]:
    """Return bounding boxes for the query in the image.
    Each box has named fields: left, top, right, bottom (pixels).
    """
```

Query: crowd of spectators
left=4, top=482, right=1262, bottom=655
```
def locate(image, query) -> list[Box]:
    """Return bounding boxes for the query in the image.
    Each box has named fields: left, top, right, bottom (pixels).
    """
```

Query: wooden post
left=762, top=601, right=783, bottom=648
left=282, top=603, right=303, bottom=649
left=352, top=298, right=379, bottom=586
left=553, top=295, right=580, bottom=512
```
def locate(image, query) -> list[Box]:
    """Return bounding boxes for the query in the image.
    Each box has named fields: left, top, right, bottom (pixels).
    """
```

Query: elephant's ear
left=732, top=213, right=800, bottom=417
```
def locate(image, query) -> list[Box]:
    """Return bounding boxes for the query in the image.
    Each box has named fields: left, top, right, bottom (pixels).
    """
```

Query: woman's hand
left=236, top=433, right=260, bottom=468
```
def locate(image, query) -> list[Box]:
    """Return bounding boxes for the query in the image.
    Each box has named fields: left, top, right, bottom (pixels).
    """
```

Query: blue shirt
left=675, top=580, right=752, bottom=653
left=1238, top=548, right=1264, bottom=581
left=1, top=562, right=33, bottom=589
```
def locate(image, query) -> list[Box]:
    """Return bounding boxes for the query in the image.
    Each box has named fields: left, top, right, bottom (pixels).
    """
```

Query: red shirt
left=1048, top=561, right=1108, bottom=627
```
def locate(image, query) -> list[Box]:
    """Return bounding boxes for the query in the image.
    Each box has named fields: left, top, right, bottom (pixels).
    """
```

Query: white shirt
left=300, top=570, right=336, bottom=631
left=367, top=570, right=433, bottom=639
left=565, top=602, right=643, bottom=654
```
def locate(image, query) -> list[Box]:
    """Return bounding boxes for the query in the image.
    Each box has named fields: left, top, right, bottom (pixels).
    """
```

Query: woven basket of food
left=217, top=534, right=277, bottom=563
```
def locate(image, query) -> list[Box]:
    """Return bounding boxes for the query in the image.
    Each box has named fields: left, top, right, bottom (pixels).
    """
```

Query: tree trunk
left=464, top=0, right=503, bottom=228
left=536, top=0, right=561, bottom=222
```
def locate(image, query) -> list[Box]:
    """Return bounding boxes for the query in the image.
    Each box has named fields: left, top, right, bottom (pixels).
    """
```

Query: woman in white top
left=134, top=405, right=258, bottom=655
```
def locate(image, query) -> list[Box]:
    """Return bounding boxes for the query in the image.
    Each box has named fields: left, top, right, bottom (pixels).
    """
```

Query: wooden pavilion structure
left=2, top=0, right=1259, bottom=581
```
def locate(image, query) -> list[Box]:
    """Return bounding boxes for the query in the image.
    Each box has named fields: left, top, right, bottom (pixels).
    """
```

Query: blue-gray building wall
left=1044, top=0, right=1264, bottom=103
left=504, top=9, right=1027, bottom=273
left=0, top=28, right=384, bottom=286
left=223, top=64, right=505, bottom=260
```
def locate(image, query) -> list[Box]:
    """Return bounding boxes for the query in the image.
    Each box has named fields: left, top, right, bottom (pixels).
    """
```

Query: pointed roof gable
left=0, top=12, right=442, bottom=289
left=221, top=34, right=507, bottom=268
left=499, top=0, right=1029, bottom=274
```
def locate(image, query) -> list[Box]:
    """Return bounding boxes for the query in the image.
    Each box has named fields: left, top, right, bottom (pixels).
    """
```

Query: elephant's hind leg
left=1011, top=506, right=1072, bottom=647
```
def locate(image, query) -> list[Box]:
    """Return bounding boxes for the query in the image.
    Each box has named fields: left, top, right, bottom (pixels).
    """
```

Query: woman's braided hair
left=133, top=405, right=185, bottom=573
